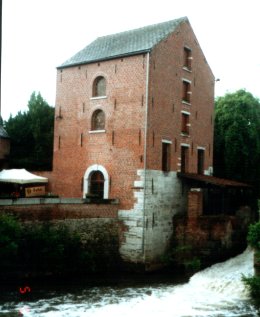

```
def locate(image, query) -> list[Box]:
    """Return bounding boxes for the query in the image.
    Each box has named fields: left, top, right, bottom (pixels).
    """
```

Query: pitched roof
left=0, top=126, right=9, bottom=139
left=59, top=17, right=188, bottom=68
left=178, top=173, right=251, bottom=188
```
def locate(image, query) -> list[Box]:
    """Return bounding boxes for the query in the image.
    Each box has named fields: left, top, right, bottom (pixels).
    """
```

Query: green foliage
left=242, top=222, right=260, bottom=306
left=163, top=244, right=201, bottom=273
left=0, top=214, right=21, bottom=269
left=19, top=223, right=84, bottom=274
left=4, top=92, right=54, bottom=170
left=214, top=90, right=260, bottom=190
left=242, top=275, right=260, bottom=305
left=184, top=257, right=201, bottom=272
left=247, top=222, right=260, bottom=250
left=0, top=214, right=120, bottom=279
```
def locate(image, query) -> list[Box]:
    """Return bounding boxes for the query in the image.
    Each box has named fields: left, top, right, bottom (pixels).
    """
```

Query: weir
left=1, top=248, right=259, bottom=316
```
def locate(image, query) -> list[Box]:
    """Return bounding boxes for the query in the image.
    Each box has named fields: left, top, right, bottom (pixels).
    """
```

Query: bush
left=0, top=214, right=120, bottom=279
left=19, top=222, right=84, bottom=274
left=242, top=275, right=260, bottom=305
left=0, top=214, right=21, bottom=270
left=242, top=222, right=260, bottom=306
left=247, top=222, right=260, bottom=250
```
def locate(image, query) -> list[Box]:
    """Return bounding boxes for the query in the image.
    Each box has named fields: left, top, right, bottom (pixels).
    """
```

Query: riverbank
left=1, top=248, right=259, bottom=317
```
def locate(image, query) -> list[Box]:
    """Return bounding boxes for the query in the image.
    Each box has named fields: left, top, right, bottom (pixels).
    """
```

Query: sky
left=1, top=0, right=260, bottom=120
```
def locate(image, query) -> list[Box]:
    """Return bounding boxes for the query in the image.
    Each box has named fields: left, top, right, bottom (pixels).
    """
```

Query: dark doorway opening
left=89, top=171, right=104, bottom=198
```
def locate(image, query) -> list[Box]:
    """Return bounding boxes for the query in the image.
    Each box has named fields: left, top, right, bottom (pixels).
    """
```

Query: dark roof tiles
left=59, top=17, right=187, bottom=68
left=178, top=173, right=251, bottom=188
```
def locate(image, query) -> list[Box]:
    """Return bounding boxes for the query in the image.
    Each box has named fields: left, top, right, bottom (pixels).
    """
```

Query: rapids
left=0, top=247, right=259, bottom=317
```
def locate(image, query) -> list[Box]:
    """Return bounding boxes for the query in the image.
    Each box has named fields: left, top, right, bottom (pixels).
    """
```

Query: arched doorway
left=89, top=171, right=104, bottom=198
left=83, top=164, right=109, bottom=199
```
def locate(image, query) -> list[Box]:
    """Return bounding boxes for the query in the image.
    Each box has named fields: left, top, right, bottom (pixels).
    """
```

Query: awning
left=177, top=173, right=251, bottom=188
left=0, top=169, right=48, bottom=184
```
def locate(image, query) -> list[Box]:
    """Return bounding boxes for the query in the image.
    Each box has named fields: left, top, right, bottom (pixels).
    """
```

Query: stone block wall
left=119, top=169, right=187, bottom=270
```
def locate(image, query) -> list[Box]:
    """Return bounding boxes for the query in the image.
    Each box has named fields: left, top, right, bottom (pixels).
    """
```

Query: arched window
left=83, top=164, right=109, bottom=199
left=89, top=171, right=104, bottom=198
left=91, top=109, right=105, bottom=130
left=93, top=76, right=106, bottom=97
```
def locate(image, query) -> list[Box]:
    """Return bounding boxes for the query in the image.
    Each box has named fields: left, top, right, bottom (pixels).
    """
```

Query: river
left=0, top=248, right=259, bottom=317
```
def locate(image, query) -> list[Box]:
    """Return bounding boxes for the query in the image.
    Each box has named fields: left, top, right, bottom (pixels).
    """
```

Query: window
left=197, top=149, right=205, bottom=175
left=83, top=164, right=109, bottom=199
left=181, top=113, right=190, bottom=135
left=184, top=47, right=192, bottom=70
left=162, top=142, right=171, bottom=172
left=89, top=171, right=104, bottom=198
left=182, top=80, right=191, bottom=103
left=91, top=110, right=105, bottom=130
left=181, top=146, right=189, bottom=173
left=93, top=76, right=106, bottom=97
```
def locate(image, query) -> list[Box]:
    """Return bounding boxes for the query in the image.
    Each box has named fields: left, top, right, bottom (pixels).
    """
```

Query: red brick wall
left=32, top=171, right=54, bottom=193
left=53, top=55, right=147, bottom=209
left=187, top=190, right=203, bottom=219
left=52, top=19, right=214, bottom=210
left=1, top=203, right=118, bottom=221
left=146, top=20, right=214, bottom=173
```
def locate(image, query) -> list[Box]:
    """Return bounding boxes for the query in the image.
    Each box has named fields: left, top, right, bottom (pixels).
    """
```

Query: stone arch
left=83, top=164, right=109, bottom=199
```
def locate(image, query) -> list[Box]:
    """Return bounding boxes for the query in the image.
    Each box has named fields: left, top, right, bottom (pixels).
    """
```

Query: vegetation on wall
left=0, top=213, right=121, bottom=279
left=214, top=89, right=260, bottom=193
left=242, top=221, right=260, bottom=305
left=4, top=92, right=54, bottom=171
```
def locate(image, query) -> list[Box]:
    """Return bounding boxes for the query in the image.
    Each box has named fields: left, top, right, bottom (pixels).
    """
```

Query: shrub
left=242, top=222, right=260, bottom=306
left=242, top=275, right=260, bottom=305
left=0, top=213, right=21, bottom=270
left=247, top=222, right=260, bottom=250
left=19, top=222, right=84, bottom=274
left=0, top=214, right=120, bottom=279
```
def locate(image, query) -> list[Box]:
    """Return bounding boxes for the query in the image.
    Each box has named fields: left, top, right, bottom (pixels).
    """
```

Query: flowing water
left=0, top=248, right=259, bottom=317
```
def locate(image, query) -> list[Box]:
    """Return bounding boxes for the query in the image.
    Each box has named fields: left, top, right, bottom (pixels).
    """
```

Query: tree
left=4, top=92, right=54, bottom=170
left=214, top=90, right=260, bottom=191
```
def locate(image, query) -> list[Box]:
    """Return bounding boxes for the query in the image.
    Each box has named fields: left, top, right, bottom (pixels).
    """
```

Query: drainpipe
left=142, top=52, right=150, bottom=259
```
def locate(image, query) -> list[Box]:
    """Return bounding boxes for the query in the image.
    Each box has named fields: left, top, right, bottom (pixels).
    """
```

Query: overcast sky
left=1, top=0, right=260, bottom=120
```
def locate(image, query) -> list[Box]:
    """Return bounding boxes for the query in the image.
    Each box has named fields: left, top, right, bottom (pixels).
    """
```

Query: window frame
left=91, top=109, right=106, bottom=131
left=183, top=47, right=192, bottom=71
left=181, top=145, right=189, bottom=173
left=92, top=76, right=106, bottom=98
left=197, top=148, right=205, bottom=175
left=181, top=111, right=190, bottom=135
left=162, top=140, right=171, bottom=173
left=89, top=170, right=105, bottom=198
left=182, top=79, right=192, bottom=104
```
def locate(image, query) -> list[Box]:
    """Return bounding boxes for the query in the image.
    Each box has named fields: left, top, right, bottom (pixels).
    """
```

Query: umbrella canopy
left=0, top=169, right=48, bottom=184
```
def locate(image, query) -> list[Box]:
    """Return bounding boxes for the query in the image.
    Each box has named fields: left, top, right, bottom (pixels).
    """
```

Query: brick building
left=52, top=17, right=215, bottom=267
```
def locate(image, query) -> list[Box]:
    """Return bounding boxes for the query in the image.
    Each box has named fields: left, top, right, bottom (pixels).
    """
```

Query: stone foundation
left=118, top=169, right=187, bottom=270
